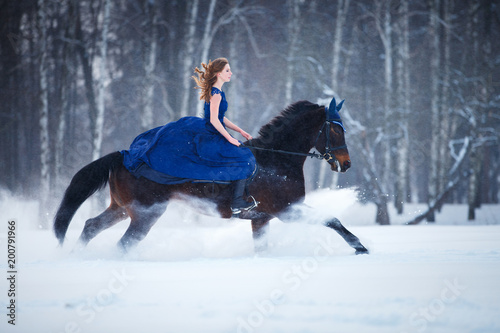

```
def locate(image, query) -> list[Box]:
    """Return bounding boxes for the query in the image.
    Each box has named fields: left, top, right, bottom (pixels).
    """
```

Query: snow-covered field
left=1, top=189, right=500, bottom=333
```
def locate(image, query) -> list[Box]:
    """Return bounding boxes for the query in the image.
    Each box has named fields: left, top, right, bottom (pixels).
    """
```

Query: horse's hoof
left=355, top=248, right=369, bottom=255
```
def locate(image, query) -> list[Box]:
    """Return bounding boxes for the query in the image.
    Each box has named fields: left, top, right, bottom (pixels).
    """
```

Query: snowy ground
left=1, top=189, right=500, bottom=333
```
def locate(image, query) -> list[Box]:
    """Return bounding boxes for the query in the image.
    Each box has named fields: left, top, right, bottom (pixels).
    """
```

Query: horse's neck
left=250, top=107, right=324, bottom=163
left=273, top=110, right=324, bottom=153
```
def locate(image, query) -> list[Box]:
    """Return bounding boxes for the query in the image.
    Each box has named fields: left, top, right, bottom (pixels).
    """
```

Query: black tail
left=54, top=151, right=124, bottom=245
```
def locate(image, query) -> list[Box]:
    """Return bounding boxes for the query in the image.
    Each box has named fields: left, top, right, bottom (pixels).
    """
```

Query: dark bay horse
left=54, top=98, right=369, bottom=255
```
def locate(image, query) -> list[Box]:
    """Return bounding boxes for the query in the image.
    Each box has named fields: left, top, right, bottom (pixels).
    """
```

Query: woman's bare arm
left=210, top=93, right=240, bottom=146
left=224, top=117, right=253, bottom=140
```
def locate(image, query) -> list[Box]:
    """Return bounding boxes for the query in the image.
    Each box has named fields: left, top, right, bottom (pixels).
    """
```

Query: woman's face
left=218, top=64, right=232, bottom=83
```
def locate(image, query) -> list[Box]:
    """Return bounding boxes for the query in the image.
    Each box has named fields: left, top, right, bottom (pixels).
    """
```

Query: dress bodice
left=203, top=87, right=228, bottom=125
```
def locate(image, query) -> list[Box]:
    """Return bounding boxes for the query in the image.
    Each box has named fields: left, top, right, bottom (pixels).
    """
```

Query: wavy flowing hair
left=192, top=57, right=228, bottom=103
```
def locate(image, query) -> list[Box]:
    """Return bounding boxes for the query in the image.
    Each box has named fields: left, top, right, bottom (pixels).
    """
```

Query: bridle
left=246, top=101, right=347, bottom=163
left=314, top=117, right=347, bottom=162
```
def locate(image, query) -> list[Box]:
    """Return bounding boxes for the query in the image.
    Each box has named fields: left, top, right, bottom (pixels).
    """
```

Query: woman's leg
left=231, top=179, right=258, bottom=214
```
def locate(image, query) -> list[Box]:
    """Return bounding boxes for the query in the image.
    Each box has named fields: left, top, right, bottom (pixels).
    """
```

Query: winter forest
left=1, top=0, right=499, bottom=226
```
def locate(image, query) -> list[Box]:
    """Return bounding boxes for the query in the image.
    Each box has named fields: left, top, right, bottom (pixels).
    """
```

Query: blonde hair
left=192, top=58, right=228, bottom=103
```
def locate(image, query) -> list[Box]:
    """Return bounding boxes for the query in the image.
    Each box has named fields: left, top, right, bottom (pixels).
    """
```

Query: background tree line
left=1, top=0, right=498, bottom=226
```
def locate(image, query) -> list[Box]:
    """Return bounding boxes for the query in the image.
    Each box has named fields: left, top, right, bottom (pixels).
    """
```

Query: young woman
left=122, top=58, right=257, bottom=214
left=192, top=57, right=258, bottom=213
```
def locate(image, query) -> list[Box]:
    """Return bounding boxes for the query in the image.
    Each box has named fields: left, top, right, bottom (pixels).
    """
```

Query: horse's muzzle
left=331, top=159, right=351, bottom=172
left=342, top=159, right=351, bottom=171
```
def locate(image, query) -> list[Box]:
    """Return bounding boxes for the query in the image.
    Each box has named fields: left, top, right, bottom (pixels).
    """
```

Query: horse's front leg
left=251, top=217, right=271, bottom=253
left=240, top=210, right=274, bottom=253
left=325, top=217, right=369, bottom=255
left=279, top=204, right=369, bottom=255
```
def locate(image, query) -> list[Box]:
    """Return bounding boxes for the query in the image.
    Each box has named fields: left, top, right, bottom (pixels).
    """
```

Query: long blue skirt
left=121, top=117, right=256, bottom=184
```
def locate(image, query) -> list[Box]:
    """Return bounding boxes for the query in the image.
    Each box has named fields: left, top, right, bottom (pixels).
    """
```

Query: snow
left=1, top=189, right=500, bottom=333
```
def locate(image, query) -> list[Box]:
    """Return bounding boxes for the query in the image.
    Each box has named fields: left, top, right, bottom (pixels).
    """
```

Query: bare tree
left=331, top=0, right=351, bottom=96
left=427, top=0, right=442, bottom=222
left=196, top=0, right=242, bottom=116
left=54, top=0, right=80, bottom=192
left=465, top=1, right=482, bottom=220
left=0, top=2, right=25, bottom=194
left=394, top=0, right=410, bottom=214
left=92, top=0, right=111, bottom=161
left=284, top=0, right=301, bottom=106
left=372, top=0, right=395, bottom=198
left=38, top=0, right=51, bottom=228
left=359, top=0, right=395, bottom=224
left=200, top=0, right=218, bottom=63
left=73, top=0, right=99, bottom=157
left=179, top=0, right=200, bottom=117
left=317, top=0, right=351, bottom=190
left=141, top=0, right=159, bottom=130
left=437, top=0, right=453, bottom=205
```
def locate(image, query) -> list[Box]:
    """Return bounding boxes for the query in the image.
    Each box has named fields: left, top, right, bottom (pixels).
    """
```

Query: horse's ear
left=336, top=99, right=345, bottom=112
left=328, top=97, right=337, bottom=113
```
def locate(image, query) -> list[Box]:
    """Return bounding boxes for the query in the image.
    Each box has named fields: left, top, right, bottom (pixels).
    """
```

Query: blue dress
left=121, top=87, right=256, bottom=184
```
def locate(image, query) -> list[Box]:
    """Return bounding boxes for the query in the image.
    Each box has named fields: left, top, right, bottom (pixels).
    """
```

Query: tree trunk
left=1, top=2, right=23, bottom=194
left=284, top=0, right=300, bottom=106
left=482, top=0, right=498, bottom=204
left=55, top=0, right=77, bottom=191
left=194, top=0, right=218, bottom=117
left=376, top=200, right=390, bottom=225
left=437, top=0, right=452, bottom=209
left=467, top=148, right=482, bottom=220
left=141, top=0, right=158, bottom=130
left=200, top=0, right=217, bottom=64
left=55, top=62, right=68, bottom=189
left=317, top=0, right=350, bottom=190
left=427, top=0, right=441, bottom=222
left=331, top=0, right=350, bottom=95
left=228, top=20, right=243, bottom=126
left=354, top=133, right=391, bottom=225
left=179, top=0, right=199, bottom=117
left=38, top=0, right=51, bottom=229
left=92, top=0, right=110, bottom=161
left=394, top=0, right=410, bottom=214
left=466, top=1, right=482, bottom=221
left=371, top=0, right=394, bottom=217
left=382, top=0, right=394, bottom=193
left=74, top=1, right=99, bottom=161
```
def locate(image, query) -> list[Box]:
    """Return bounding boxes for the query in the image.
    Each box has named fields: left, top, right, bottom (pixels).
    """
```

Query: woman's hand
left=240, top=130, right=253, bottom=141
left=228, top=137, right=241, bottom=146
left=224, top=117, right=253, bottom=141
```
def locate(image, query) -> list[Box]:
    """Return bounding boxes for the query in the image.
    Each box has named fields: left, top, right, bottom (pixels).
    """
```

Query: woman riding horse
left=122, top=58, right=257, bottom=215
left=54, top=84, right=369, bottom=255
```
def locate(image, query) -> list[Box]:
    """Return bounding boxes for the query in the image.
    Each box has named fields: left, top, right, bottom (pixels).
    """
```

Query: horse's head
left=315, top=98, right=351, bottom=173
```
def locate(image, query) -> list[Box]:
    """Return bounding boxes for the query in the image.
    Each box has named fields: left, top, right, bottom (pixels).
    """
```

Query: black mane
left=249, top=100, right=324, bottom=150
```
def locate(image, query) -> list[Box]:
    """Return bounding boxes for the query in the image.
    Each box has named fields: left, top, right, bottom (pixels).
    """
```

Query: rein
left=245, top=145, right=325, bottom=160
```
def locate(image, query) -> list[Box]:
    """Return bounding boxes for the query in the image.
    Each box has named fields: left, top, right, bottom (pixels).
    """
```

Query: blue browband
left=325, top=98, right=346, bottom=132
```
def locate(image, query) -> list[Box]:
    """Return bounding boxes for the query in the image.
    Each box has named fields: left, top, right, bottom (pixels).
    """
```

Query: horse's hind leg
left=251, top=216, right=272, bottom=253
left=78, top=203, right=128, bottom=247
left=326, top=218, right=369, bottom=255
left=118, top=202, right=167, bottom=252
